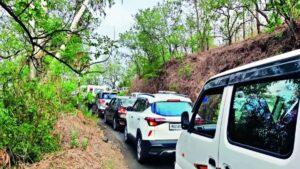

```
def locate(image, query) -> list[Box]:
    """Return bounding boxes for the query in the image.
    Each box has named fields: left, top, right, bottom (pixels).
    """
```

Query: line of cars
left=91, top=50, right=300, bottom=169
left=91, top=91, right=193, bottom=163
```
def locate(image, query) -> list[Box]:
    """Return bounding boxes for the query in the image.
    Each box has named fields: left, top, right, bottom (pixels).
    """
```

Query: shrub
left=70, top=130, right=79, bottom=148
left=81, top=138, right=89, bottom=150
left=0, top=61, right=80, bottom=163
left=169, top=83, right=178, bottom=91
left=178, top=64, right=192, bottom=79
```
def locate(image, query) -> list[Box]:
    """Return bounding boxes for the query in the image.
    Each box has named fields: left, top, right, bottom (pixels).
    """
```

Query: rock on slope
left=130, top=24, right=300, bottom=101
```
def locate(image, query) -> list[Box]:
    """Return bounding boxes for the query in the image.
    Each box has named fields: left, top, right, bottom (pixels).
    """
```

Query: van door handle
left=137, top=118, right=140, bottom=120
left=208, top=158, right=216, bottom=167
left=130, top=116, right=133, bottom=118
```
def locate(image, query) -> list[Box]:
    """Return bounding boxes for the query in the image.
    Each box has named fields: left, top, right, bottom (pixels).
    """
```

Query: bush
left=70, top=130, right=79, bottom=148
left=178, top=64, right=192, bottom=79
left=81, top=138, right=89, bottom=150
left=0, top=63, right=81, bottom=163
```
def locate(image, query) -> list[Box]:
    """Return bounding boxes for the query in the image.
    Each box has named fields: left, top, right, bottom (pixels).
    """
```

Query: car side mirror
left=126, top=106, right=133, bottom=111
left=181, top=111, right=190, bottom=130
left=106, top=102, right=109, bottom=106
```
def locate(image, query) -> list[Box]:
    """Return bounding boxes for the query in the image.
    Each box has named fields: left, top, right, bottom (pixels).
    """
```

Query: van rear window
left=151, top=102, right=192, bottom=116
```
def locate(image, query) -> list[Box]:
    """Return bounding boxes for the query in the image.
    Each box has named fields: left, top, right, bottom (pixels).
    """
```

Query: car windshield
left=152, top=101, right=192, bottom=116
left=94, top=89, right=102, bottom=94
left=102, top=93, right=117, bottom=99
left=121, top=98, right=136, bottom=107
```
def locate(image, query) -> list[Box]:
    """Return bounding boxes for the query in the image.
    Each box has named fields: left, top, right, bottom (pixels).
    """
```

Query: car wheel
left=124, top=126, right=129, bottom=144
left=91, top=104, right=98, bottom=115
left=113, top=117, right=119, bottom=131
left=99, top=110, right=104, bottom=119
left=103, top=113, right=108, bottom=124
left=136, top=135, right=147, bottom=163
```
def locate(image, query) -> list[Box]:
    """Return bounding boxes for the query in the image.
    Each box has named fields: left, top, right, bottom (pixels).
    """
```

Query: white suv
left=124, top=93, right=192, bottom=163
left=176, top=50, right=300, bottom=169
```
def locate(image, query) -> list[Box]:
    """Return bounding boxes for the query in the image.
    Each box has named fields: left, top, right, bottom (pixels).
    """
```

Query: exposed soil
left=130, top=24, right=300, bottom=101
left=25, top=112, right=128, bottom=169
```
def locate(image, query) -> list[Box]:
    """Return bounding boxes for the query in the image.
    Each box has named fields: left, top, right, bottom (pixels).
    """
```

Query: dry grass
left=24, top=112, right=128, bottom=169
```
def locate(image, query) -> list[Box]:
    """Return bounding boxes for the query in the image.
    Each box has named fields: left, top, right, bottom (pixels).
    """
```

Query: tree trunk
left=256, top=9, right=261, bottom=34
left=29, top=59, right=36, bottom=80
left=242, top=9, right=246, bottom=39
left=70, top=0, right=90, bottom=32
left=193, top=0, right=202, bottom=50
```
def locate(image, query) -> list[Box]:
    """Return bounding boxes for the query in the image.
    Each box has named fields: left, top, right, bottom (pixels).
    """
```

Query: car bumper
left=144, top=140, right=177, bottom=156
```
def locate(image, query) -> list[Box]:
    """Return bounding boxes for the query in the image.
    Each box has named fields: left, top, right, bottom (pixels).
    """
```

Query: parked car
left=92, top=91, right=117, bottom=118
left=86, top=85, right=108, bottom=96
left=103, top=96, right=136, bottom=130
left=176, top=50, right=300, bottom=169
left=124, top=93, right=192, bottom=163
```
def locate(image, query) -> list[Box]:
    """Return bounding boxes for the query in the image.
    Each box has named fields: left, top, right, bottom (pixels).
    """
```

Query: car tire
left=103, top=113, right=108, bottom=124
left=136, top=135, right=147, bottom=163
left=99, top=110, right=104, bottom=119
left=113, top=117, right=119, bottom=131
left=124, top=126, right=129, bottom=144
left=91, top=104, right=98, bottom=115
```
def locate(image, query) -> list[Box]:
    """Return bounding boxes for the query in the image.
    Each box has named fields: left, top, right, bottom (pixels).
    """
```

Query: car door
left=218, top=78, right=300, bottom=169
left=127, top=99, right=141, bottom=137
left=177, top=88, right=226, bottom=169
left=133, top=99, right=148, bottom=136
left=107, top=98, right=116, bottom=122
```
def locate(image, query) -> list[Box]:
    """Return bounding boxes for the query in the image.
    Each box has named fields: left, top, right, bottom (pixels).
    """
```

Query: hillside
left=130, top=24, right=300, bottom=101
left=25, top=113, right=128, bottom=169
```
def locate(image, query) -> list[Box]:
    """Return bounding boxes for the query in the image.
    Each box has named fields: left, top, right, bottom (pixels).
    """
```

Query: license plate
left=169, top=123, right=182, bottom=130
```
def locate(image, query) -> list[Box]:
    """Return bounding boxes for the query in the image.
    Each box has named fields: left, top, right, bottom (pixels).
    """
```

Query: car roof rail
left=158, top=90, right=177, bottom=94
left=138, top=93, right=155, bottom=98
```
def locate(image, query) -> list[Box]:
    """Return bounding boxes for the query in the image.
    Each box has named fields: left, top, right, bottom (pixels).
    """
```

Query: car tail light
left=118, top=107, right=127, bottom=114
left=98, top=99, right=105, bottom=105
left=194, top=164, right=207, bottom=169
left=144, top=117, right=166, bottom=126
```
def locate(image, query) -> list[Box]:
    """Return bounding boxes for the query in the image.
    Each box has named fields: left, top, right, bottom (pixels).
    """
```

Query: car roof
left=137, top=93, right=192, bottom=103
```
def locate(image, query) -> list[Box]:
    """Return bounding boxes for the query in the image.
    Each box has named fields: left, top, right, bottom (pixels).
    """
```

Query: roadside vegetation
left=1, top=0, right=300, bottom=168
left=0, top=0, right=125, bottom=167
left=120, top=0, right=300, bottom=88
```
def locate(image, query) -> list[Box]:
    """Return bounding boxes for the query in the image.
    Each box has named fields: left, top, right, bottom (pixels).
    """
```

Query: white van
left=176, top=50, right=300, bottom=169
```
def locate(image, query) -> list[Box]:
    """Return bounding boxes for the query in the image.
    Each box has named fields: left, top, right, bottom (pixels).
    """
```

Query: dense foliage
left=120, top=0, right=300, bottom=80
left=0, top=0, right=114, bottom=164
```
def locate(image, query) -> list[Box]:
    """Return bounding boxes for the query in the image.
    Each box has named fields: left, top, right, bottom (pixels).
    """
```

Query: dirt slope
left=25, top=112, right=128, bottom=169
left=130, top=24, right=300, bottom=101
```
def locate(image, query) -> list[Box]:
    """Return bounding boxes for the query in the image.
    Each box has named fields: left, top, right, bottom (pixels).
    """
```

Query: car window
left=115, top=99, right=122, bottom=107
left=151, top=102, right=192, bottom=116
left=228, top=79, right=300, bottom=157
left=102, top=93, right=117, bottom=99
left=121, top=98, right=136, bottom=107
left=133, top=99, right=148, bottom=112
left=109, top=98, right=116, bottom=106
left=133, top=100, right=141, bottom=111
left=192, top=91, right=223, bottom=138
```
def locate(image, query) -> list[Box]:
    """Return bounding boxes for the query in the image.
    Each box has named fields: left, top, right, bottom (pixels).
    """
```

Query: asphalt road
left=99, top=120, right=174, bottom=169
